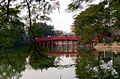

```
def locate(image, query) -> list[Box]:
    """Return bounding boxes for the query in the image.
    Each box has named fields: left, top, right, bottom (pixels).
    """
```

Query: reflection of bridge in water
left=33, top=36, right=80, bottom=52
left=44, top=52, right=77, bottom=69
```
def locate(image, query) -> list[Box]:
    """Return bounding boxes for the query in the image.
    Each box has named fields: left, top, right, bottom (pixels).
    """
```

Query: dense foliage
left=0, top=0, right=60, bottom=52
left=0, top=0, right=60, bottom=53
left=0, top=8, right=26, bottom=52
left=69, top=0, right=120, bottom=43
left=32, top=22, right=55, bottom=37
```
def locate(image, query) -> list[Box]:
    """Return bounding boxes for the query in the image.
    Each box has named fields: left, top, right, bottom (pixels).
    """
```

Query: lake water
left=20, top=52, right=77, bottom=79
left=0, top=50, right=120, bottom=79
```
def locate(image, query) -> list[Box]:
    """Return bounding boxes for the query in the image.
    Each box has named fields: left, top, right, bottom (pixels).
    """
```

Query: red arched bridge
left=33, top=36, right=80, bottom=52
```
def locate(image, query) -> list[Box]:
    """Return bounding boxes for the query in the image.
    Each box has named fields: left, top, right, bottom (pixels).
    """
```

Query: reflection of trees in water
left=0, top=50, right=27, bottom=79
left=76, top=50, right=98, bottom=79
left=29, top=52, right=55, bottom=70
left=0, top=49, right=56, bottom=79
left=113, top=52, right=120, bottom=78
left=76, top=50, right=120, bottom=79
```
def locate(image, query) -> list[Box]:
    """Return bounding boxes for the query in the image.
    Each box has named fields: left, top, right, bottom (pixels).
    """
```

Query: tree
left=67, top=0, right=97, bottom=12
left=32, top=22, right=55, bottom=37
left=69, top=0, right=120, bottom=44
left=0, top=0, right=60, bottom=39
left=0, top=0, right=60, bottom=52
left=0, top=7, right=26, bottom=52
left=73, top=4, right=106, bottom=43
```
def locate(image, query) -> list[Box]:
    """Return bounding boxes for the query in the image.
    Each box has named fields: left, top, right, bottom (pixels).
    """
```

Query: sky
left=47, top=0, right=74, bottom=33
left=12, top=0, right=74, bottom=33
left=47, top=0, right=102, bottom=33
left=13, top=0, right=101, bottom=33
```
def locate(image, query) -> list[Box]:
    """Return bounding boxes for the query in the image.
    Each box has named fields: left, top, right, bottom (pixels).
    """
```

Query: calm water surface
left=0, top=50, right=120, bottom=79
left=20, top=52, right=77, bottom=79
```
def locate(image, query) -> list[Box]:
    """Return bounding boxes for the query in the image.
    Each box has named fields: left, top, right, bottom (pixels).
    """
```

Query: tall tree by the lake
left=0, top=0, right=60, bottom=52
left=68, top=0, right=120, bottom=44
left=0, top=7, right=26, bottom=52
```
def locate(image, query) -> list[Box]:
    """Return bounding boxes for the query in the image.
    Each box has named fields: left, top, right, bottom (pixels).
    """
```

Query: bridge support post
left=47, top=41, right=50, bottom=51
left=41, top=41, right=43, bottom=48
left=67, top=40, right=69, bottom=52
left=39, top=42, right=41, bottom=47
left=77, top=41, right=80, bottom=50
left=56, top=41, right=58, bottom=51
left=62, top=41, right=64, bottom=52
left=52, top=40, right=54, bottom=52
left=43, top=42, right=45, bottom=48
left=72, top=41, right=74, bottom=52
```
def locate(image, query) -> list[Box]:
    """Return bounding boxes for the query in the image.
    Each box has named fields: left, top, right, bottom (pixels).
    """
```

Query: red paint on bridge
left=33, top=36, right=80, bottom=52
left=33, top=36, right=80, bottom=42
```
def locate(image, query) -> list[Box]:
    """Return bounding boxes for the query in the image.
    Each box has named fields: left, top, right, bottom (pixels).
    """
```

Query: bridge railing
left=33, top=36, right=80, bottom=42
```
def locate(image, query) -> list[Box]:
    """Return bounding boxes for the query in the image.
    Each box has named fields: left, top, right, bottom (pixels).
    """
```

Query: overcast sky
left=47, top=0, right=102, bottom=33
left=47, top=0, right=74, bottom=33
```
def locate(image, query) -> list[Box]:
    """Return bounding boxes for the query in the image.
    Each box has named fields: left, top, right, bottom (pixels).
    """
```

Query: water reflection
left=76, top=50, right=120, bottom=79
left=1, top=48, right=120, bottom=79
left=0, top=51, right=78, bottom=79
left=21, top=52, right=77, bottom=79
left=45, top=52, right=77, bottom=67
left=0, top=51, right=27, bottom=79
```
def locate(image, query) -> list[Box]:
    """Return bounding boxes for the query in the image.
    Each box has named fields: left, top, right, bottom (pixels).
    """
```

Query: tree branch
left=7, top=0, right=10, bottom=17
left=0, top=12, right=7, bottom=17
left=0, top=0, right=10, bottom=29
left=0, top=0, right=5, bottom=5
left=25, top=0, right=36, bottom=39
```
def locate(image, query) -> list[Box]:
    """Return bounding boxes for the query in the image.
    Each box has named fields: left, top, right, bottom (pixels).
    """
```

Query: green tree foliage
left=0, top=0, right=60, bottom=23
left=73, top=4, right=106, bottom=43
left=0, top=7, right=26, bottom=52
left=70, top=0, right=120, bottom=43
left=67, top=0, right=108, bottom=11
left=0, top=0, right=59, bottom=38
left=109, top=0, right=120, bottom=29
left=32, top=22, right=55, bottom=37
left=0, top=0, right=59, bottom=52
